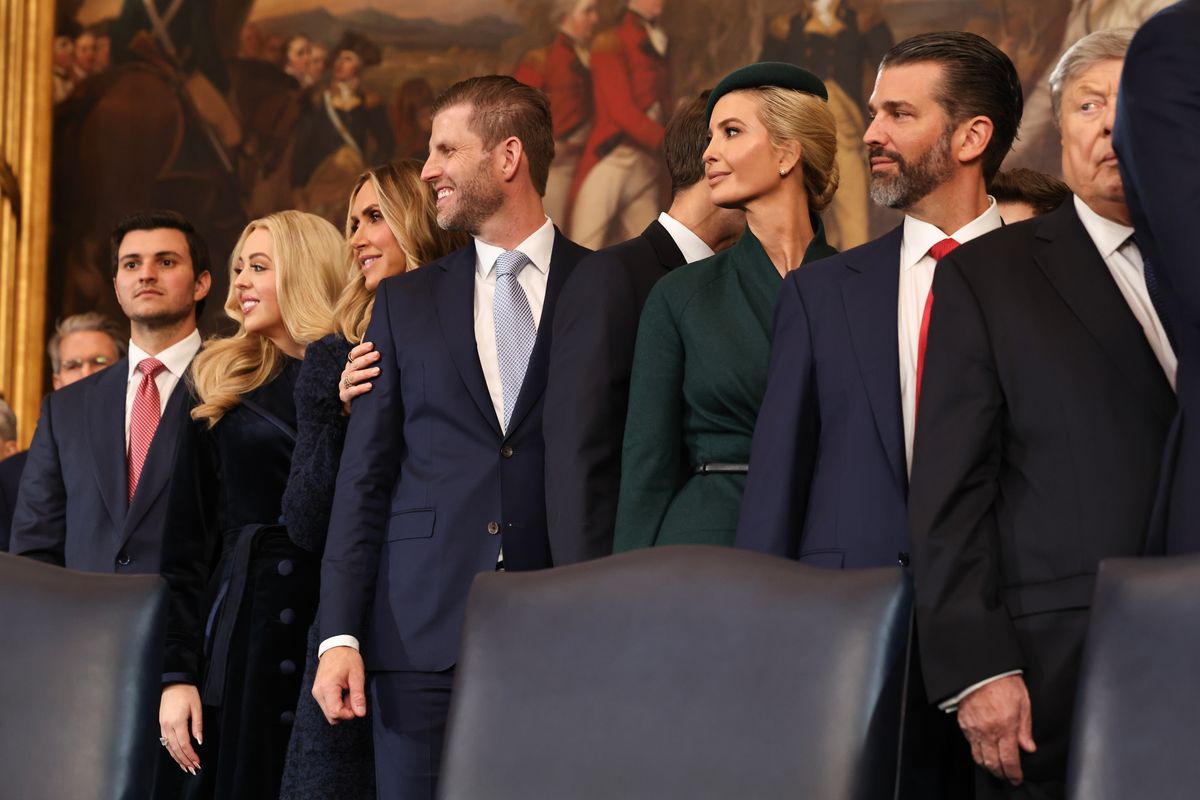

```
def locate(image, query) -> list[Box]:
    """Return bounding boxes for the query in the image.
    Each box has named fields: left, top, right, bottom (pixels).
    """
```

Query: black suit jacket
left=1114, top=0, right=1200, bottom=554
left=543, top=219, right=686, bottom=559
left=0, top=450, right=28, bottom=551
left=9, top=360, right=200, bottom=573
left=910, top=200, right=1175, bottom=702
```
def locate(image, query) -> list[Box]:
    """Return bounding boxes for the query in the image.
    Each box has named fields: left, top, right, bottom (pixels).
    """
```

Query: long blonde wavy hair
left=334, top=160, right=468, bottom=343
left=191, top=211, right=348, bottom=426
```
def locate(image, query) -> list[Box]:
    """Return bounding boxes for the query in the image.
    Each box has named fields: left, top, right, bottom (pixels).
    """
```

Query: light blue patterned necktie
left=493, top=249, right=537, bottom=430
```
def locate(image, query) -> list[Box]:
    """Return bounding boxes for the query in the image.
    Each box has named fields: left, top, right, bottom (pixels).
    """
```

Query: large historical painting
left=50, top=0, right=1170, bottom=335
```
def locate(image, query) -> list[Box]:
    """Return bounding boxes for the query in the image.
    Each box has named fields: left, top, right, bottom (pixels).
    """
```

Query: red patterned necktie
left=914, top=238, right=960, bottom=416
left=128, top=358, right=166, bottom=504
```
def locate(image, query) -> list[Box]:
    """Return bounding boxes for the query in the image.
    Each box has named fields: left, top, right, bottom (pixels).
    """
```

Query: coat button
left=279, top=659, right=297, bottom=675
left=279, top=608, right=296, bottom=625
left=116, top=553, right=131, bottom=567
left=897, top=551, right=910, bottom=567
left=487, top=521, right=500, bottom=535
left=277, top=559, right=294, bottom=576
left=279, top=711, right=295, bottom=725
left=501, top=445, right=514, bottom=458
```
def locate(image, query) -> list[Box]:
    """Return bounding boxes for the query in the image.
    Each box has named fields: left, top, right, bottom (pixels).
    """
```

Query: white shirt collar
left=657, top=211, right=715, bottom=264
left=1073, top=194, right=1134, bottom=259
left=474, top=217, right=555, bottom=279
left=127, top=328, right=202, bottom=381
left=901, top=196, right=1003, bottom=271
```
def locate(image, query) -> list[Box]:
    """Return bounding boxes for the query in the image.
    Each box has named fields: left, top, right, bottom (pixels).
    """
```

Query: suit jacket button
left=897, top=551, right=910, bottom=567
left=116, top=553, right=131, bottom=567
left=501, top=445, right=514, bottom=458
left=277, top=559, right=294, bottom=576
left=279, top=711, right=295, bottom=725
left=279, top=659, right=297, bottom=675
left=279, top=608, right=296, bottom=625
left=487, top=521, right=500, bottom=535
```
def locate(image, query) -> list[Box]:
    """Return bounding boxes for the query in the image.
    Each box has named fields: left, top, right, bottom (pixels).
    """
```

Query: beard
left=868, top=126, right=955, bottom=210
left=438, top=159, right=505, bottom=235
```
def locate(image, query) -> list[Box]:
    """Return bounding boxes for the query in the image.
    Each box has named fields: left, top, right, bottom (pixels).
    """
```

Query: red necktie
left=914, top=238, right=960, bottom=416
left=128, top=358, right=166, bottom=504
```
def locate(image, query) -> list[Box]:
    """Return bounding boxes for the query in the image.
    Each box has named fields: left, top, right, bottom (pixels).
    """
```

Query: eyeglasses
left=59, top=355, right=114, bottom=373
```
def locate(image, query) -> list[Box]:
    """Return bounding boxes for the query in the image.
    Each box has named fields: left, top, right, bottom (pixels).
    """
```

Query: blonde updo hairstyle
left=191, top=210, right=348, bottom=426
left=740, top=86, right=840, bottom=214
left=334, top=160, right=468, bottom=343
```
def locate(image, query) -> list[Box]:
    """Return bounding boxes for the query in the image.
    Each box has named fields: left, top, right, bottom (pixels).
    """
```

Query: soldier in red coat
left=513, top=0, right=600, bottom=225
left=568, top=0, right=671, bottom=249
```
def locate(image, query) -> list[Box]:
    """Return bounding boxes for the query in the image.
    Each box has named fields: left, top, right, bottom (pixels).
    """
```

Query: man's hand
left=159, top=683, right=203, bottom=773
left=313, top=645, right=368, bottom=725
left=957, top=674, right=1037, bottom=785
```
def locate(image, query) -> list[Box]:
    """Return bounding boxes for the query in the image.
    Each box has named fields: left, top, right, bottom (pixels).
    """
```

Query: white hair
left=1048, top=28, right=1134, bottom=126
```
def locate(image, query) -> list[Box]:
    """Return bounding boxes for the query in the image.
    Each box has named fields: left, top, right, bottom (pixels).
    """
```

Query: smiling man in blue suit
left=312, top=75, right=589, bottom=799
left=11, top=210, right=212, bottom=575
left=735, top=32, right=1024, bottom=799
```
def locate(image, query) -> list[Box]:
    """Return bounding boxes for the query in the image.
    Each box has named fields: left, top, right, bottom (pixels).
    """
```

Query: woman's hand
left=340, top=341, right=381, bottom=414
left=159, top=683, right=203, bottom=774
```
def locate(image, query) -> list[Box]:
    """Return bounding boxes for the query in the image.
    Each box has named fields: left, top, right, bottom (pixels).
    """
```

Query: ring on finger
left=159, top=736, right=169, bottom=746
left=343, top=377, right=353, bottom=389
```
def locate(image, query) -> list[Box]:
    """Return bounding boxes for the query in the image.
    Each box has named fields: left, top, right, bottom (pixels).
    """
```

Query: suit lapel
left=436, top=244, right=503, bottom=437
left=123, top=377, right=189, bottom=541
left=507, top=229, right=581, bottom=437
left=86, top=360, right=129, bottom=533
left=840, top=227, right=908, bottom=492
left=1033, top=204, right=1175, bottom=425
left=642, top=220, right=687, bottom=270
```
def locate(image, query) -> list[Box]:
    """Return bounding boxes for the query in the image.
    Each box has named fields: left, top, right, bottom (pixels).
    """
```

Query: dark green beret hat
left=705, top=62, right=828, bottom=121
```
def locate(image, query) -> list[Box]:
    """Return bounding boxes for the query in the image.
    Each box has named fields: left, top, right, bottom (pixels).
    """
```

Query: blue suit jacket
left=0, top=450, right=28, bottom=551
left=9, top=359, right=193, bottom=573
left=320, top=231, right=588, bottom=673
left=1114, top=0, right=1200, bottom=554
left=736, top=228, right=910, bottom=568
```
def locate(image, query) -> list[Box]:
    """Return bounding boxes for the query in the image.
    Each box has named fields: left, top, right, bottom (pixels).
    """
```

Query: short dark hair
left=881, top=31, right=1023, bottom=182
left=431, top=75, right=555, bottom=195
left=109, top=209, right=211, bottom=317
left=664, top=91, right=711, bottom=196
left=988, top=168, right=1071, bottom=216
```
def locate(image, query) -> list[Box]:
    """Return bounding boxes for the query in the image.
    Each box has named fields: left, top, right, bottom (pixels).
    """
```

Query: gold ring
left=343, top=377, right=353, bottom=389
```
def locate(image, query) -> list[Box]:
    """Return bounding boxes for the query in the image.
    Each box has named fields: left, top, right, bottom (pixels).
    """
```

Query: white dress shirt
left=124, top=329, right=202, bottom=448
left=657, top=211, right=715, bottom=264
left=319, top=219, right=556, bottom=659
left=1073, top=195, right=1177, bottom=388
left=898, top=198, right=1003, bottom=473
left=473, top=217, right=556, bottom=433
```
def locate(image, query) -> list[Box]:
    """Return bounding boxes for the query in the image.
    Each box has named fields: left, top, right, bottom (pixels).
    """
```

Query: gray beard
left=868, top=128, right=955, bottom=210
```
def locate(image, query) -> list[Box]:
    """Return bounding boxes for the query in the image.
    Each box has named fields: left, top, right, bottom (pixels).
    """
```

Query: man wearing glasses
left=0, top=314, right=125, bottom=551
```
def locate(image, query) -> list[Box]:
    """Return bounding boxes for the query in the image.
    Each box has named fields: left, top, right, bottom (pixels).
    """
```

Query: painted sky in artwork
left=76, top=0, right=517, bottom=25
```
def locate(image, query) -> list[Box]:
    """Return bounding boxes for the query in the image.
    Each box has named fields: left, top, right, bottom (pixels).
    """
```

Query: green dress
left=612, top=222, right=836, bottom=551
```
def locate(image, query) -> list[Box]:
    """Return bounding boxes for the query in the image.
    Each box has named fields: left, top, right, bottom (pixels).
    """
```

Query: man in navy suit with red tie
left=736, top=33, right=1024, bottom=798
left=312, top=76, right=590, bottom=799
left=11, top=210, right=212, bottom=575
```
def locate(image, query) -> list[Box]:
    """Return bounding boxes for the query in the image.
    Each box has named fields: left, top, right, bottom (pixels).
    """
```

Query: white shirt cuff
left=939, top=670, right=1024, bottom=713
left=318, top=634, right=360, bottom=657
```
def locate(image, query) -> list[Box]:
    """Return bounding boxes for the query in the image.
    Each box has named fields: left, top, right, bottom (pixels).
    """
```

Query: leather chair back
left=1067, top=555, right=1200, bottom=799
left=440, top=545, right=911, bottom=800
left=0, top=552, right=167, bottom=800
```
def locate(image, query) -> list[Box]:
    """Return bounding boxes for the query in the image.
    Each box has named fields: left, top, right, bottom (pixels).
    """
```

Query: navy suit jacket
left=9, top=359, right=194, bottom=573
left=0, top=450, right=28, bottom=551
left=320, top=230, right=588, bottom=673
left=544, top=219, right=685, bottom=560
left=736, top=228, right=910, bottom=568
left=1114, top=0, right=1200, bottom=554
